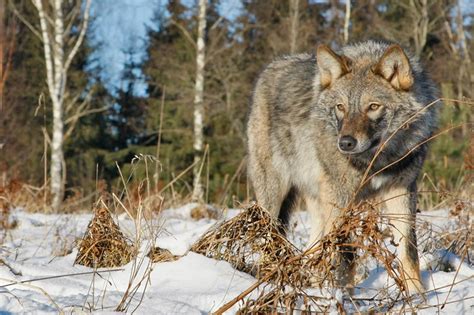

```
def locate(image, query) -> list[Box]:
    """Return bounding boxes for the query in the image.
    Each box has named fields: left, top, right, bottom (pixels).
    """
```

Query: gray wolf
left=247, top=40, right=438, bottom=294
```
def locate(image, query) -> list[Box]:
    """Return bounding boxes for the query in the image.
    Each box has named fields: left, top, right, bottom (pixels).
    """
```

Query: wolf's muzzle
left=338, top=135, right=357, bottom=152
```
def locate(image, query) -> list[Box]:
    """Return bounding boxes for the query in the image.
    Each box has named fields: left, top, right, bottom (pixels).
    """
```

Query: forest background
left=1, top=0, right=472, bottom=211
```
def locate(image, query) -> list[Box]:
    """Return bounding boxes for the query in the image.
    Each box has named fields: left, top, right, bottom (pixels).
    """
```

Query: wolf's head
left=314, top=41, right=436, bottom=159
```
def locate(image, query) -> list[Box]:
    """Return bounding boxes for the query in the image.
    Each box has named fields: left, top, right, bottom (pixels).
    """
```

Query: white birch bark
left=192, top=0, right=207, bottom=202
left=51, top=0, right=65, bottom=212
left=31, top=0, right=91, bottom=211
left=343, top=0, right=351, bottom=44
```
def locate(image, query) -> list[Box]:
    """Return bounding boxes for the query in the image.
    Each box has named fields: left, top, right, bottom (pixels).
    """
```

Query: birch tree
left=192, top=0, right=207, bottom=202
left=343, top=0, right=351, bottom=44
left=31, top=0, right=92, bottom=211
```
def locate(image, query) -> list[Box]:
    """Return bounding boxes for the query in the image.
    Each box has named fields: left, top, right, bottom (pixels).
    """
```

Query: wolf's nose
left=339, top=136, right=357, bottom=152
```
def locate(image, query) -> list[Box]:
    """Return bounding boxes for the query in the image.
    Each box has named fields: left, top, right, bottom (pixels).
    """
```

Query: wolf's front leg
left=306, top=182, right=341, bottom=249
left=383, top=186, right=424, bottom=295
left=306, top=197, right=331, bottom=249
left=306, top=179, right=356, bottom=293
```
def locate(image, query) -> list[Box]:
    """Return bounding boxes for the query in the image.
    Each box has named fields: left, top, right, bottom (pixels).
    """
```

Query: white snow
left=0, top=204, right=472, bottom=314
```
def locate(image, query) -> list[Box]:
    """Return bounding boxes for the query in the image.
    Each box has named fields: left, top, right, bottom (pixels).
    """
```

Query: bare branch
left=64, top=0, right=92, bottom=73
left=64, top=105, right=109, bottom=140
left=64, top=95, right=80, bottom=114
left=209, top=15, right=224, bottom=32
left=64, top=1, right=81, bottom=39
left=170, top=19, right=197, bottom=49
left=9, top=0, right=42, bottom=40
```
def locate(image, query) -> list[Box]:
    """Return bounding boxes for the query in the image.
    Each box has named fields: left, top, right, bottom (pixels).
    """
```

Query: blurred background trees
left=1, top=0, right=472, bottom=210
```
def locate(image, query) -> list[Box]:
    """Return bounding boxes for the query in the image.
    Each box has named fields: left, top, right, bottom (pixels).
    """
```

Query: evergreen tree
left=112, top=50, right=148, bottom=149
left=91, top=48, right=150, bottom=188
left=3, top=0, right=470, bottom=207
left=142, top=0, right=200, bottom=192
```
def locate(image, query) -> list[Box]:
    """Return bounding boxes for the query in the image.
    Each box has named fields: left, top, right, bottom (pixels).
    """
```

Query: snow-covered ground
left=0, top=204, right=472, bottom=314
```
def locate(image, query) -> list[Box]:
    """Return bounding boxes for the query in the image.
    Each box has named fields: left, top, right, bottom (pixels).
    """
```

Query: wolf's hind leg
left=277, top=186, right=298, bottom=230
left=383, top=186, right=424, bottom=295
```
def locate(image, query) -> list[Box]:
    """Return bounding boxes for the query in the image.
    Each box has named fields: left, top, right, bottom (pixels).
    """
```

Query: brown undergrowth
left=191, top=204, right=298, bottom=278
left=74, top=200, right=135, bottom=268
left=418, top=199, right=473, bottom=265
left=193, top=203, right=415, bottom=313
left=148, top=247, right=180, bottom=263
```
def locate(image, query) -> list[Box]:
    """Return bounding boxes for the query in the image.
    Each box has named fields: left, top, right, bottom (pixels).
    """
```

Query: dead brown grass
left=190, top=204, right=219, bottom=220
left=75, top=201, right=135, bottom=268
left=435, top=200, right=473, bottom=261
left=0, top=180, right=20, bottom=242
left=418, top=199, right=473, bottom=265
left=446, top=200, right=473, bottom=259
left=191, top=204, right=298, bottom=278
left=0, top=178, right=98, bottom=213
left=0, top=179, right=45, bottom=212
left=148, top=247, right=180, bottom=263
left=194, top=203, right=418, bottom=314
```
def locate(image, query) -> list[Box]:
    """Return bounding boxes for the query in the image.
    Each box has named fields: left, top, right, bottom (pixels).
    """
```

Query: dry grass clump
left=419, top=199, right=473, bottom=265
left=191, top=204, right=298, bottom=278
left=240, top=203, right=409, bottom=313
left=148, top=247, right=180, bottom=263
left=0, top=189, right=12, bottom=235
left=0, top=179, right=51, bottom=212
left=190, top=204, right=219, bottom=220
left=445, top=200, right=472, bottom=258
left=0, top=181, right=20, bottom=242
left=75, top=204, right=135, bottom=268
left=434, top=200, right=474, bottom=264
left=211, top=203, right=414, bottom=314
left=0, top=179, right=92, bottom=213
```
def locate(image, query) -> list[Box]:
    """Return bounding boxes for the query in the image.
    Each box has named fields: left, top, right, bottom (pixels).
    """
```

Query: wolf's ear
left=317, top=45, right=352, bottom=89
left=373, top=45, right=413, bottom=90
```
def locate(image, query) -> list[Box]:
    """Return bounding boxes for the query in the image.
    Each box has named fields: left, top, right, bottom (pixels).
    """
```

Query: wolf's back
left=248, top=54, right=317, bottom=140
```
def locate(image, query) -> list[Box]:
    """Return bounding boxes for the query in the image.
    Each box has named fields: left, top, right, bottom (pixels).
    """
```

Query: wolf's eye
left=368, top=103, right=381, bottom=111
left=336, top=103, right=345, bottom=112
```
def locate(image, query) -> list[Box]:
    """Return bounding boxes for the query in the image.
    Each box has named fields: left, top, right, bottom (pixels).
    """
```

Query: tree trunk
left=410, top=0, right=428, bottom=57
left=33, top=0, right=64, bottom=210
left=289, top=0, right=299, bottom=54
left=32, top=0, right=91, bottom=211
left=51, top=0, right=65, bottom=211
left=50, top=94, right=65, bottom=211
left=0, top=0, right=4, bottom=112
left=343, top=0, right=351, bottom=44
left=455, top=0, right=471, bottom=101
left=455, top=0, right=471, bottom=137
left=192, top=0, right=207, bottom=202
